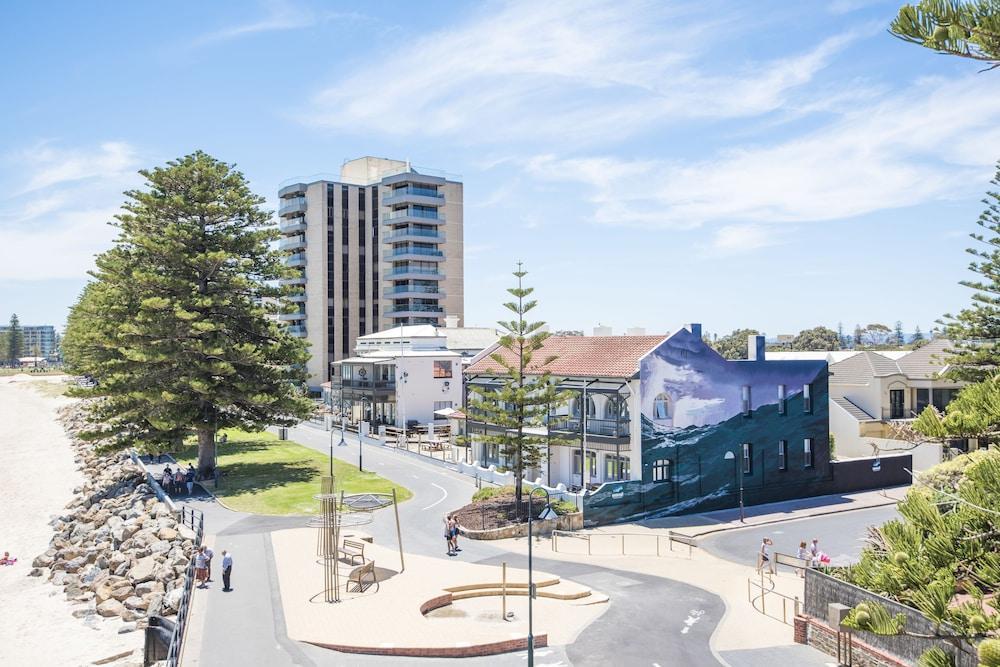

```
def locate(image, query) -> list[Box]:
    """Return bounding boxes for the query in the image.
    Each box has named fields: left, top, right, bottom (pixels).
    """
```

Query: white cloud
left=303, top=0, right=855, bottom=144
left=525, top=75, right=1000, bottom=231
left=0, top=142, right=141, bottom=281
left=192, top=0, right=362, bottom=46
left=707, top=224, right=784, bottom=256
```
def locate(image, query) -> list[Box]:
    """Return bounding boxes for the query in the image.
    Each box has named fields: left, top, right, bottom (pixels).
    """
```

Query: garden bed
left=452, top=486, right=578, bottom=532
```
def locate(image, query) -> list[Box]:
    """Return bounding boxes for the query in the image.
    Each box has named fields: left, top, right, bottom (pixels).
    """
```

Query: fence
left=550, top=529, right=699, bottom=558
left=162, top=506, right=204, bottom=667
left=747, top=570, right=801, bottom=626
left=129, top=451, right=178, bottom=512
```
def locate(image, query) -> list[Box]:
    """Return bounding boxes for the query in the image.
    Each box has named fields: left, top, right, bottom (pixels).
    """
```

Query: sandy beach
left=0, top=375, right=137, bottom=666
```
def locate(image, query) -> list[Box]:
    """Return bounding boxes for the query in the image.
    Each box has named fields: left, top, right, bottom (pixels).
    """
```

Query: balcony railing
left=384, top=228, right=445, bottom=242
left=286, top=325, right=307, bottom=337
left=383, top=286, right=443, bottom=298
left=388, top=185, right=443, bottom=199
left=548, top=417, right=631, bottom=438
left=278, top=236, right=306, bottom=251
left=385, top=304, right=444, bottom=314
left=387, top=246, right=443, bottom=257
left=386, top=267, right=441, bottom=277
left=386, top=207, right=441, bottom=221
left=332, top=379, right=396, bottom=390
left=285, top=253, right=306, bottom=267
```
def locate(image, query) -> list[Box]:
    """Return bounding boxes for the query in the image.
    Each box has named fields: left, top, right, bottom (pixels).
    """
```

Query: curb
left=685, top=496, right=902, bottom=539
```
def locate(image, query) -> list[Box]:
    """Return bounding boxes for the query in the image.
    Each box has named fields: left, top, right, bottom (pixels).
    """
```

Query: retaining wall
left=460, top=512, right=583, bottom=540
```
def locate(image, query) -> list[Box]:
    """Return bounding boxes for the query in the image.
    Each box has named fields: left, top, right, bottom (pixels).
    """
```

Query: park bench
left=339, top=539, right=367, bottom=565
left=348, top=560, right=377, bottom=592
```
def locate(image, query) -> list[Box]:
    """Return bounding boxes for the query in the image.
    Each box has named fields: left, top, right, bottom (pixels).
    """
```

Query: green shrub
left=551, top=499, right=579, bottom=515
left=471, top=485, right=515, bottom=502
left=980, top=638, right=1000, bottom=667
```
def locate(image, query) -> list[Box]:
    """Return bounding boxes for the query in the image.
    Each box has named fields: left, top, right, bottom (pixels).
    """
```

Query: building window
left=653, top=393, right=671, bottom=420
left=433, top=401, right=452, bottom=412
left=803, top=384, right=812, bottom=413
left=572, top=451, right=598, bottom=480
left=742, top=442, right=752, bottom=474
left=605, top=455, right=630, bottom=481
left=741, top=385, right=751, bottom=417
left=433, top=360, right=452, bottom=378
left=778, top=440, right=787, bottom=471
left=777, top=385, right=786, bottom=415
left=804, top=438, right=814, bottom=468
left=652, top=458, right=671, bottom=483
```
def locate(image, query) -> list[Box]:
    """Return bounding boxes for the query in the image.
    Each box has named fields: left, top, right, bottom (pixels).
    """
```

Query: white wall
left=395, top=355, right=463, bottom=425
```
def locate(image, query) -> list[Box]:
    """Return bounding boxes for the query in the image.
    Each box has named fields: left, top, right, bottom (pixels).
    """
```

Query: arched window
left=571, top=395, right=597, bottom=418
left=606, top=395, right=629, bottom=420
left=653, top=393, right=671, bottom=420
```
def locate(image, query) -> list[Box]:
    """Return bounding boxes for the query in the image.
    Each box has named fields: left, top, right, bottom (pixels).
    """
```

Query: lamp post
left=723, top=450, right=745, bottom=522
left=526, top=485, right=552, bottom=667
left=338, top=389, right=347, bottom=448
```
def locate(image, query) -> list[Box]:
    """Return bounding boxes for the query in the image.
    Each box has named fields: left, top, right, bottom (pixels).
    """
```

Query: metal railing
left=386, top=185, right=443, bottom=199
left=384, top=228, right=444, bottom=241
left=386, top=207, right=441, bottom=221
left=747, top=567, right=801, bottom=626
left=547, top=417, right=631, bottom=438
left=550, top=530, right=699, bottom=558
left=163, top=507, right=204, bottom=667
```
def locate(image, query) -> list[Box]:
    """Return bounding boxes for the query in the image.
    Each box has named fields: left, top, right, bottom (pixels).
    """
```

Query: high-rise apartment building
left=0, top=324, right=57, bottom=358
left=278, top=157, right=464, bottom=388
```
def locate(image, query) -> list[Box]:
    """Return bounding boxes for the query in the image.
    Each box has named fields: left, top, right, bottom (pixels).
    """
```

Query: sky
left=1, top=0, right=998, bottom=339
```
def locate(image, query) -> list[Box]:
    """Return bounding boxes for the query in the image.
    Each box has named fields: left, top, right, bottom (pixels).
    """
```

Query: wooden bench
left=339, top=539, right=366, bottom=565
left=348, top=560, right=377, bottom=592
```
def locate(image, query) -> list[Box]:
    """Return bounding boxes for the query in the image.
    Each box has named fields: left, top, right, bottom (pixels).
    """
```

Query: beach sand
left=0, top=375, right=138, bottom=666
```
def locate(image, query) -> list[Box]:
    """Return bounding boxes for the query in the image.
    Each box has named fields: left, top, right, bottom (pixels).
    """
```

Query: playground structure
left=308, top=476, right=403, bottom=604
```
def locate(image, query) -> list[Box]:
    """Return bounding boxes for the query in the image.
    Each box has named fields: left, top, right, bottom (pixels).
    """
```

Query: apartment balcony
left=279, top=217, right=306, bottom=234
left=278, top=183, right=307, bottom=199
left=385, top=267, right=445, bottom=281
left=384, top=304, right=444, bottom=315
left=285, top=253, right=307, bottom=268
left=383, top=228, right=445, bottom=243
left=281, top=274, right=307, bottom=287
left=381, top=172, right=447, bottom=188
left=383, top=247, right=444, bottom=262
left=332, top=378, right=397, bottom=390
left=383, top=286, right=445, bottom=299
left=278, top=236, right=307, bottom=252
left=286, top=325, right=307, bottom=337
left=547, top=417, right=632, bottom=439
left=382, top=186, right=444, bottom=208
left=279, top=311, right=306, bottom=322
left=279, top=198, right=307, bottom=218
left=286, top=293, right=306, bottom=303
left=383, top=207, right=444, bottom=225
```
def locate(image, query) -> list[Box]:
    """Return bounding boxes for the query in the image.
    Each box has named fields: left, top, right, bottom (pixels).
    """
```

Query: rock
left=32, top=553, right=54, bottom=568
left=123, top=595, right=147, bottom=611
left=143, top=593, right=164, bottom=617
left=28, top=567, right=45, bottom=577
left=177, top=525, right=197, bottom=541
left=72, top=606, right=96, bottom=619
left=70, top=522, right=95, bottom=541
left=114, top=561, right=129, bottom=577
left=117, top=623, right=137, bottom=634
left=96, top=581, right=115, bottom=604
left=128, top=556, right=157, bottom=584
left=96, top=599, right=125, bottom=617
left=135, top=581, right=164, bottom=596
left=149, top=540, right=171, bottom=555
left=63, top=556, right=87, bottom=573
left=163, top=588, right=184, bottom=612
left=157, top=527, right=178, bottom=541
left=111, top=585, right=133, bottom=602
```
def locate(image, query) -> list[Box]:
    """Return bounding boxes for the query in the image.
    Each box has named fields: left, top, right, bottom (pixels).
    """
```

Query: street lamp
left=723, top=450, right=745, bottom=522
left=338, top=390, right=348, bottom=448
left=526, top=486, right=553, bottom=667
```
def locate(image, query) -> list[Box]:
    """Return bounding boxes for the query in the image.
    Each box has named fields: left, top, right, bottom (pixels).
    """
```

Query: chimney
left=685, top=323, right=702, bottom=338
left=444, top=315, right=459, bottom=328
left=748, top=335, right=766, bottom=361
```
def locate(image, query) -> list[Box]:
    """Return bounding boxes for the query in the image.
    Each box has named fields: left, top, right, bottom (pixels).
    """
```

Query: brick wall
left=306, top=634, right=548, bottom=658
left=796, top=614, right=909, bottom=667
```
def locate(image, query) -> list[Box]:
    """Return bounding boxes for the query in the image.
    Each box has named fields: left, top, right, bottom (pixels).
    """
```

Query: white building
left=826, top=339, right=966, bottom=470
left=326, top=321, right=497, bottom=427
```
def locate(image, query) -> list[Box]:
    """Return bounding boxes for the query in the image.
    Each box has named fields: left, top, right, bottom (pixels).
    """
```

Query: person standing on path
left=451, top=516, right=461, bottom=554
left=203, top=545, right=215, bottom=581
left=444, top=515, right=455, bottom=556
left=221, top=550, right=233, bottom=591
left=185, top=464, right=196, bottom=495
left=194, top=547, right=208, bottom=588
left=174, top=468, right=185, bottom=495
left=161, top=466, right=173, bottom=495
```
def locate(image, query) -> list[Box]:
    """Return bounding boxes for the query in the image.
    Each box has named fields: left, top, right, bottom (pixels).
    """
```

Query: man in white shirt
left=221, top=550, right=233, bottom=592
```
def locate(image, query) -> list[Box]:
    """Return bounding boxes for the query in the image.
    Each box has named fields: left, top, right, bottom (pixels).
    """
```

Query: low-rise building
left=464, top=324, right=866, bottom=523
left=326, top=321, right=498, bottom=427
left=827, top=339, right=967, bottom=470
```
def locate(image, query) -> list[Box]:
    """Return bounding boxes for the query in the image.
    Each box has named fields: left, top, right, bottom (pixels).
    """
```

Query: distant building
left=1, top=325, right=57, bottom=358
left=326, top=320, right=497, bottom=427
left=554, top=330, right=584, bottom=337
left=278, top=157, right=464, bottom=388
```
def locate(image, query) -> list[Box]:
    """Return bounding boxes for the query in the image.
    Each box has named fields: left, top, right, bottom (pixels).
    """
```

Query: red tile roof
left=465, top=335, right=667, bottom=378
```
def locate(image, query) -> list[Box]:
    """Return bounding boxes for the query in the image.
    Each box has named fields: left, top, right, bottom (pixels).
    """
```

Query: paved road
left=699, top=505, right=901, bottom=568
left=165, top=424, right=733, bottom=666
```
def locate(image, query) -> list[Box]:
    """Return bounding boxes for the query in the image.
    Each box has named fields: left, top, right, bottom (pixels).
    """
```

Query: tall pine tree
left=6, top=313, right=23, bottom=365
left=65, top=152, right=313, bottom=473
left=941, top=161, right=1000, bottom=381
left=464, top=264, right=570, bottom=513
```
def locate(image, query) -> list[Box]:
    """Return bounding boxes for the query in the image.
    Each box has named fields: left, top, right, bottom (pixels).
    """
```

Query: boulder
left=127, top=556, right=157, bottom=584
left=96, top=581, right=115, bottom=604
left=149, top=540, right=171, bottom=555
left=63, top=556, right=87, bottom=573
left=135, top=581, right=164, bottom=596
left=157, top=527, right=178, bottom=541
left=123, top=595, right=147, bottom=611
left=163, top=587, right=184, bottom=612
left=143, top=593, right=164, bottom=617
left=96, top=599, right=125, bottom=618
left=111, top=585, right=134, bottom=602
left=32, top=553, right=54, bottom=568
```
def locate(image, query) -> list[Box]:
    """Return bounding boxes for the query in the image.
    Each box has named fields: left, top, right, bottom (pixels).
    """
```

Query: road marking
left=422, top=483, right=448, bottom=510
left=680, top=609, right=705, bottom=634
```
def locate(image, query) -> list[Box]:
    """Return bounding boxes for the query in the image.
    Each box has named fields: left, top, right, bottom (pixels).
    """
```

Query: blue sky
left=1, top=0, right=998, bottom=339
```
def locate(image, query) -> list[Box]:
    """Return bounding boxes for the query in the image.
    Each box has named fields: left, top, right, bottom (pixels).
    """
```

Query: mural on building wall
left=584, top=327, right=832, bottom=524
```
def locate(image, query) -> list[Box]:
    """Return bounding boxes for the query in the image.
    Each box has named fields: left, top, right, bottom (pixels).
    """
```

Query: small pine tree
left=912, top=325, right=925, bottom=342
left=853, top=323, right=864, bottom=349
left=940, top=162, right=1000, bottom=381
left=464, top=264, right=571, bottom=514
left=893, top=320, right=906, bottom=347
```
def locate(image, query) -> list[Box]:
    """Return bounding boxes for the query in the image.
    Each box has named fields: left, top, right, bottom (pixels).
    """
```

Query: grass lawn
left=174, top=429, right=412, bottom=515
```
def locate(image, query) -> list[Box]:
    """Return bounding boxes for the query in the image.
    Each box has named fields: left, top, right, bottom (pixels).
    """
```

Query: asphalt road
left=698, top=505, right=901, bottom=568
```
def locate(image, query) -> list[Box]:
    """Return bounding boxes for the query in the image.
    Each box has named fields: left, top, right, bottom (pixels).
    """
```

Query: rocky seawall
left=30, top=403, right=195, bottom=660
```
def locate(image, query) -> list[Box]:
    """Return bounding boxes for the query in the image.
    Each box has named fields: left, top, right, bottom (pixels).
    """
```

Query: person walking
left=194, top=547, right=208, bottom=588
left=161, top=467, right=173, bottom=494
left=796, top=540, right=810, bottom=577
left=756, top=537, right=774, bottom=575
left=174, top=469, right=185, bottom=495
left=185, top=465, right=196, bottom=496
left=451, top=516, right=461, bottom=554
left=221, top=550, right=233, bottom=591
left=203, top=545, right=215, bottom=581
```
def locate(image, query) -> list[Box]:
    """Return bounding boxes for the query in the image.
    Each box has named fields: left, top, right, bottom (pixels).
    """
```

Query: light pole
left=526, top=486, right=552, bottom=667
left=338, top=389, right=347, bottom=448
left=723, top=450, right=745, bottom=522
